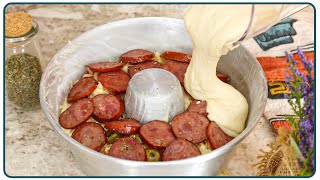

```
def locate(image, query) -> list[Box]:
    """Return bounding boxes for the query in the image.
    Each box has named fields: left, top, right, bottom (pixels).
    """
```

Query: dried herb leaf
left=5, top=53, right=42, bottom=109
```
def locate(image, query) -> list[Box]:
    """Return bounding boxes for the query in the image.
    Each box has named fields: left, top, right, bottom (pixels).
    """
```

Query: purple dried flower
left=285, top=75, right=291, bottom=82
left=285, top=48, right=314, bottom=173
left=307, top=61, right=313, bottom=71
left=298, top=48, right=307, bottom=65
left=285, top=51, right=293, bottom=61
left=290, top=63, right=294, bottom=70
left=294, top=68, right=300, bottom=76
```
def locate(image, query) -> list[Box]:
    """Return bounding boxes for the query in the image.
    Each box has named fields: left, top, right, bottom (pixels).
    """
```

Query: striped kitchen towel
left=242, top=7, right=314, bottom=133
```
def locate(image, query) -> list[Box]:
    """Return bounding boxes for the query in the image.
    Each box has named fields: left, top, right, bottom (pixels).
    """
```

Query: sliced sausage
left=172, top=112, right=209, bottom=144
left=109, top=137, right=146, bottom=161
left=162, top=138, right=200, bottom=161
left=59, top=98, right=94, bottom=129
left=98, top=70, right=130, bottom=94
left=160, top=51, right=192, bottom=63
left=161, top=61, right=189, bottom=85
left=207, top=121, right=233, bottom=149
left=67, top=77, right=97, bottom=103
left=217, top=72, right=230, bottom=83
left=87, top=62, right=124, bottom=73
left=71, top=122, right=107, bottom=151
left=105, top=118, right=142, bottom=135
left=128, top=61, right=161, bottom=77
left=139, top=120, right=176, bottom=150
left=92, top=94, right=124, bottom=123
left=120, top=49, right=154, bottom=64
left=186, top=100, right=208, bottom=117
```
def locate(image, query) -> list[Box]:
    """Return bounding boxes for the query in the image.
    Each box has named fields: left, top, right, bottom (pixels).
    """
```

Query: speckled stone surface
left=5, top=4, right=276, bottom=176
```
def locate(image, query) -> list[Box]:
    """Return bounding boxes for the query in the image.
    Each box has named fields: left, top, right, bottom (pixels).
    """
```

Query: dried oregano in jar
left=5, top=53, right=42, bottom=109
left=5, top=12, right=44, bottom=110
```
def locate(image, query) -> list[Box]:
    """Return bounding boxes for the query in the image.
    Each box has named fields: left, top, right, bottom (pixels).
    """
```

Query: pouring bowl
left=234, top=4, right=309, bottom=45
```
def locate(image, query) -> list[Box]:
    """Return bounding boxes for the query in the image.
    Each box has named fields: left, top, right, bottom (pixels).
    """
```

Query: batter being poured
left=184, top=5, right=282, bottom=137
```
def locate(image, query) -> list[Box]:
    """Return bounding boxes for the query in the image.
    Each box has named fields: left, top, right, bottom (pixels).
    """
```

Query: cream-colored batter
left=183, top=5, right=282, bottom=137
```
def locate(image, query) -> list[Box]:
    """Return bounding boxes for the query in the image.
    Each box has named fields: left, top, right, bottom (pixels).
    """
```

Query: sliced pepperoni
left=160, top=51, right=192, bottom=63
left=98, top=70, right=130, bottom=94
left=109, top=137, right=146, bottom=161
left=120, top=49, right=155, bottom=64
left=92, top=94, right=124, bottom=123
left=186, top=100, right=208, bottom=117
left=207, top=121, right=233, bottom=150
left=71, top=122, right=107, bottom=151
left=161, top=61, right=189, bottom=85
left=67, top=77, right=97, bottom=103
left=59, top=98, right=94, bottom=129
left=128, top=61, right=161, bottom=77
left=172, top=112, right=209, bottom=144
left=217, top=72, right=230, bottom=83
left=87, top=62, right=124, bottom=73
left=162, top=138, right=200, bottom=161
left=139, top=120, right=176, bottom=150
left=105, top=118, right=142, bottom=135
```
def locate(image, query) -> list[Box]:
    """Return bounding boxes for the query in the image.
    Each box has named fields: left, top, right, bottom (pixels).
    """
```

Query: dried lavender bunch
left=285, top=48, right=314, bottom=175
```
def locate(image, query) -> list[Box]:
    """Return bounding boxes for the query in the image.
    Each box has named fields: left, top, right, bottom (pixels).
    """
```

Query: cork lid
left=5, top=11, right=33, bottom=37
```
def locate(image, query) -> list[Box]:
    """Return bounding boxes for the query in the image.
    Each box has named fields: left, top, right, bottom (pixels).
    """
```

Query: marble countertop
left=5, top=4, right=276, bottom=176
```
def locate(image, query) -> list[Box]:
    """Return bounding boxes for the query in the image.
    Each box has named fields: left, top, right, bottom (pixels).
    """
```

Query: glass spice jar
left=5, top=20, right=44, bottom=110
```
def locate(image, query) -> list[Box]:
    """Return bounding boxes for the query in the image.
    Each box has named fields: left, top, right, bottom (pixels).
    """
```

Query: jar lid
left=5, top=12, right=33, bottom=37
left=5, top=12, right=39, bottom=44
left=5, top=20, right=39, bottom=44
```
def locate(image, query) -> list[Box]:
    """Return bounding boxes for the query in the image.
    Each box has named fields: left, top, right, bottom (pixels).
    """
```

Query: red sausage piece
left=207, top=121, right=233, bottom=150
left=109, top=137, right=146, bottom=161
left=160, top=51, right=192, bottom=63
left=172, top=112, right=209, bottom=144
left=186, top=100, right=208, bottom=117
left=120, top=49, right=155, bottom=64
left=217, top=72, right=230, bottom=83
left=92, top=94, right=124, bottom=123
left=87, top=62, right=124, bottom=73
left=67, top=77, right=97, bottom=103
left=98, top=70, right=130, bottom=94
left=128, top=61, right=161, bottom=77
left=105, top=118, right=142, bottom=135
left=162, top=138, right=200, bottom=161
left=71, top=122, right=107, bottom=151
left=139, top=120, right=176, bottom=150
left=59, top=98, right=94, bottom=129
left=161, top=61, right=189, bottom=85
